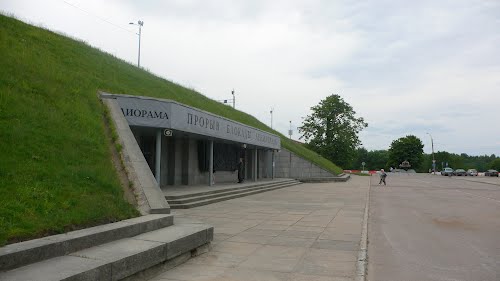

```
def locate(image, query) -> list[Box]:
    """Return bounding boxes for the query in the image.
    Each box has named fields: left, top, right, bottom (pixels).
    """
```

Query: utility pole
left=129, top=20, right=144, bottom=67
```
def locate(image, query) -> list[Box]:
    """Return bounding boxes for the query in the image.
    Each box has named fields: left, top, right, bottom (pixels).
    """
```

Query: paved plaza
left=368, top=173, right=500, bottom=281
left=148, top=176, right=370, bottom=281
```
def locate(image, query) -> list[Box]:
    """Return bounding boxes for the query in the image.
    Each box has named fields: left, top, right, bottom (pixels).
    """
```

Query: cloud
left=1, top=0, right=499, bottom=156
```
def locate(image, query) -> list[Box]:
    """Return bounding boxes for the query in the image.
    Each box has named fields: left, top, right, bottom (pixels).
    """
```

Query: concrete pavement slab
left=266, top=236, right=316, bottom=248
left=211, top=241, right=262, bottom=256
left=215, top=268, right=290, bottom=281
left=238, top=245, right=307, bottom=272
left=146, top=177, right=370, bottom=281
left=289, top=273, right=353, bottom=281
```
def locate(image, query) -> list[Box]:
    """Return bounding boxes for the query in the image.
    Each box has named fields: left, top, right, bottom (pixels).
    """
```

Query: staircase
left=0, top=215, right=213, bottom=281
left=165, top=179, right=302, bottom=209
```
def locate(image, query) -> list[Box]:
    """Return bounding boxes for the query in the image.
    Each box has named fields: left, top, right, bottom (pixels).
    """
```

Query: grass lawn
left=0, top=14, right=342, bottom=246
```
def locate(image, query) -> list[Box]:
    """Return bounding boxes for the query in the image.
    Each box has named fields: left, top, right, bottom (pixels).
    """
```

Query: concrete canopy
left=100, top=93, right=280, bottom=150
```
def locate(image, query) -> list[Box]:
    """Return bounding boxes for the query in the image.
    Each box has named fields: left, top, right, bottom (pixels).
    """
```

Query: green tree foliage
left=299, top=94, right=368, bottom=168
left=488, top=158, right=500, bottom=170
left=350, top=148, right=389, bottom=170
left=387, top=135, right=424, bottom=169
left=427, top=152, right=497, bottom=171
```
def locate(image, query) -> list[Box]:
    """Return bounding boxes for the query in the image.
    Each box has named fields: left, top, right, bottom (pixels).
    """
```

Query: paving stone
left=215, top=268, right=290, bottom=281
left=299, top=216, right=334, bottom=223
left=286, top=225, right=325, bottom=233
left=280, top=230, right=322, bottom=239
left=311, top=240, right=359, bottom=251
left=211, top=241, right=262, bottom=256
left=295, top=220, right=331, bottom=227
left=263, top=220, right=298, bottom=226
left=240, top=229, right=283, bottom=237
left=238, top=245, right=307, bottom=272
left=295, top=260, right=356, bottom=277
left=318, top=232, right=361, bottom=242
left=185, top=251, right=247, bottom=267
left=212, top=233, right=233, bottom=244
left=227, top=234, right=275, bottom=244
left=251, top=223, right=290, bottom=231
left=289, top=273, right=354, bottom=281
left=267, top=236, right=316, bottom=248
left=153, top=264, right=227, bottom=281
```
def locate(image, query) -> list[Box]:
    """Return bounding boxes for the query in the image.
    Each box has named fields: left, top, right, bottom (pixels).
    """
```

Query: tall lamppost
left=270, top=107, right=274, bottom=129
left=129, top=20, right=144, bottom=67
left=426, top=133, right=435, bottom=174
left=231, top=89, right=235, bottom=108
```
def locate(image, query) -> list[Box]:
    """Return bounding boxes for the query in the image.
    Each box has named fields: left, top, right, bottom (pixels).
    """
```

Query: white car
left=441, top=167, right=454, bottom=176
left=466, top=169, right=478, bottom=176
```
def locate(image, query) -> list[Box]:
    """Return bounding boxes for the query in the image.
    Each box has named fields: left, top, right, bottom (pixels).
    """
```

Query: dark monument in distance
left=399, top=160, right=411, bottom=171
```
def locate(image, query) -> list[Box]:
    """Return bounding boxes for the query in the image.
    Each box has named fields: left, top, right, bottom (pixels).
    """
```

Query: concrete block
left=71, top=238, right=166, bottom=281
left=0, top=215, right=172, bottom=271
left=133, top=224, right=212, bottom=260
left=0, top=238, right=56, bottom=272
left=0, top=255, right=111, bottom=281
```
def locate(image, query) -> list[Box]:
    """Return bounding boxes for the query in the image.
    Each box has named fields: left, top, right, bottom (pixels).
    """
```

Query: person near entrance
left=236, top=158, right=244, bottom=183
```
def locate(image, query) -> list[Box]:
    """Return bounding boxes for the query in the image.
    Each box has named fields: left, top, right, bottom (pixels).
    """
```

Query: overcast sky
left=2, top=0, right=499, bottom=156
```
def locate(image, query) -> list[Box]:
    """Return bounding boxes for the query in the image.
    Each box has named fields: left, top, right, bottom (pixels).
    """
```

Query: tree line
left=350, top=146, right=499, bottom=172
left=299, top=94, right=499, bottom=173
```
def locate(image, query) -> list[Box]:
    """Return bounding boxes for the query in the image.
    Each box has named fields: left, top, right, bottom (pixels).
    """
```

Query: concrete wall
left=275, top=148, right=335, bottom=178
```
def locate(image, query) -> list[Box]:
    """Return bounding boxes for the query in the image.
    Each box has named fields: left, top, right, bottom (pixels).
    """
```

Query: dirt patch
left=432, top=218, right=476, bottom=230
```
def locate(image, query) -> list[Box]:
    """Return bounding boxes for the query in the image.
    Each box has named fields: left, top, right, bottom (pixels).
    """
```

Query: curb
left=356, top=176, right=371, bottom=281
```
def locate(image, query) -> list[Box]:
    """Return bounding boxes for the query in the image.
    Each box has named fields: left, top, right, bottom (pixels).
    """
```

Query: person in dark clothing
left=379, top=169, right=387, bottom=185
left=236, top=158, right=244, bottom=183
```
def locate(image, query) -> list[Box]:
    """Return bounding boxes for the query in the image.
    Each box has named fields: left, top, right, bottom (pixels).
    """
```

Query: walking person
left=379, top=168, right=387, bottom=185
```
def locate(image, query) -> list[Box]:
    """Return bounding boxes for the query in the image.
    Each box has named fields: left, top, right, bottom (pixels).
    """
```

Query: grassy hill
left=0, top=14, right=342, bottom=246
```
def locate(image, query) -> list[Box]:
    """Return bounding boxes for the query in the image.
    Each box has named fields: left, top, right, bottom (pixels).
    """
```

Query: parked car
left=466, top=169, right=478, bottom=176
left=484, top=169, right=499, bottom=177
left=441, top=167, right=454, bottom=176
left=453, top=169, right=466, bottom=176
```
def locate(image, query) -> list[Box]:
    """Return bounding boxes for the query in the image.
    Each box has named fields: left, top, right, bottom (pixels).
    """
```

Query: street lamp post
left=270, top=107, right=274, bottom=129
left=231, top=89, right=235, bottom=109
left=427, top=133, right=435, bottom=174
left=129, top=20, right=144, bottom=67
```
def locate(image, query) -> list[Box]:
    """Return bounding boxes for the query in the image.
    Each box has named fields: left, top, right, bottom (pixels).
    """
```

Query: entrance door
left=139, top=136, right=156, bottom=176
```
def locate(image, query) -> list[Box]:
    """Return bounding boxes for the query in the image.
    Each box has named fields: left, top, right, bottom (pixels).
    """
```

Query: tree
left=350, top=148, right=389, bottom=170
left=387, top=135, right=424, bottom=170
left=488, top=158, right=500, bottom=170
left=299, top=94, right=367, bottom=167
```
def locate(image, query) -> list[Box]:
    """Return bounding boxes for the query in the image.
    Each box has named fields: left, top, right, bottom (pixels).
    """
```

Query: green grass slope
left=0, top=15, right=342, bottom=246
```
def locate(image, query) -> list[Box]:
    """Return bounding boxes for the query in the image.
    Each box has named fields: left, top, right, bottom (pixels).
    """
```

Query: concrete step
left=0, top=214, right=174, bottom=271
left=166, top=180, right=299, bottom=204
left=0, top=221, right=213, bottom=281
left=164, top=178, right=298, bottom=200
left=298, top=174, right=351, bottom=183
left=169, top=181, right=302, bottom=209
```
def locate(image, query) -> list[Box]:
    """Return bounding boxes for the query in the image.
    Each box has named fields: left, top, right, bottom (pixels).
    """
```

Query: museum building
left=101, top=93, right=281, bottom=188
